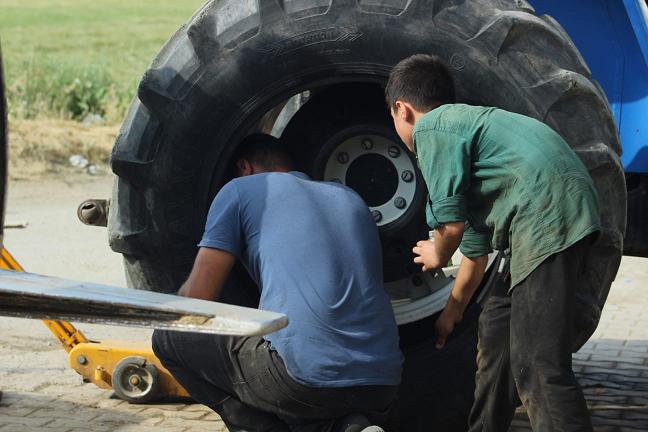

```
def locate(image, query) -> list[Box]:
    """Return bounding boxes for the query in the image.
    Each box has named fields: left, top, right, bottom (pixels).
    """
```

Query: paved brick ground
left=2, top=256, right=646, bottom=432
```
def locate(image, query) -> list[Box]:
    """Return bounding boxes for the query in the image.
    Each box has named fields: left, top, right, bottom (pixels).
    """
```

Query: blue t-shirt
left=198, top=171, right=402, bottom=387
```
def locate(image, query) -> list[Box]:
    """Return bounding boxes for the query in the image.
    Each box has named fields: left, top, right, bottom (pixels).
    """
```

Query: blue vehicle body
left=531, top=0, right=648, bottom=173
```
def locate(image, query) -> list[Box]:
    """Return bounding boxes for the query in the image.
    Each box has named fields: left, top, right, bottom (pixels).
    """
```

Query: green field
left=0, top=0, right=205, bottom=122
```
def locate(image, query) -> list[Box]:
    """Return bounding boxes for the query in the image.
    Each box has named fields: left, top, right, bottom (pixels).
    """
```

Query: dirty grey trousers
left=468, top=235, right=594, bottom=432
left=152, top=331, right=396, bottom=432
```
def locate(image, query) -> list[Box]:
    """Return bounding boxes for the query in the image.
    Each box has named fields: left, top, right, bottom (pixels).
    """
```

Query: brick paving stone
left=614, top=362, right=648, bottom=372
left=139, top=407, right=209, bottom=420
left=182, top=403, right=212, bottom=412
left=146, top=402, right=187, bottom=411
left=0, top=426, right=71, bottom=432
left=0, top=407, right=38, bottom=417
left=185, top=428, right=227, bottom=432
left=46, top=418, right=115, bottom=431
left=615, top=350, right=648, bottom=359
left=590, top=349, right=622, bottom=357
left=93, top=411, right=164, bottom=426
left=589, top=417, right=648, bottom=429
left=202, top=412, right=223, bottom=422
left=1, top=396, right=48, bottom=410
left=93, top=397, right=127, bottom=409
left=624, top=341, right=648, bottom=348
left=112, top=426, right=186, bottom=432
left=573, top=352, right=591, bottom=361
left=153, top=417, right=229, bottom=429
left=583, top=365, right=641, bottom=377
left=0, top=415, right=52, bottom=427
left=29, top=407, right=101, bottom=421
left=572, top=365, right=585, bottom=373
left=586, top=395, right=629, bottom=405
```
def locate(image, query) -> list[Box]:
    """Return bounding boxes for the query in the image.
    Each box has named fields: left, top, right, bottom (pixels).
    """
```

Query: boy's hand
left=434, top=299, right=463, bottom=349
left=412, top=239, right=442, bottom=271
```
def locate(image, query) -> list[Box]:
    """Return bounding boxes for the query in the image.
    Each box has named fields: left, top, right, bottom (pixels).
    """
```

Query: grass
left=0, top=0, right=205, bottom=122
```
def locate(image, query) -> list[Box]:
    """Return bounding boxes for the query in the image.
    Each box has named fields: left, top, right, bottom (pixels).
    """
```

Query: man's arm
left=177, top=247, right=235, bottom=301
left=435, top=254, right=488, bottom=349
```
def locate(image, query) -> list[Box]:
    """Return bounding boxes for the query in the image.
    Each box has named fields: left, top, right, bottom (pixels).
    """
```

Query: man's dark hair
left=233, top=133, right=294, bottom=172
left=385, top=54, right=456, bottom=111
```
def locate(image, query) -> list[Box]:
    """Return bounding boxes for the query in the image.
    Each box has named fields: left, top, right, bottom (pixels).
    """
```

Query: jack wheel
left=112, top=356, right=161, bottom=404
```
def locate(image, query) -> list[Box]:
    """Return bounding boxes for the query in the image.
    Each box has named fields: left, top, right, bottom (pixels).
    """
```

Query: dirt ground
left=0, top=175, right=647, bottom=431
left=6, top=119, right=117, bottom=181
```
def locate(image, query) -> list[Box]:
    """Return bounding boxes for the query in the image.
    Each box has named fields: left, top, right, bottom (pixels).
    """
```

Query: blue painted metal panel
left=530, top=0, right=648, bottom=173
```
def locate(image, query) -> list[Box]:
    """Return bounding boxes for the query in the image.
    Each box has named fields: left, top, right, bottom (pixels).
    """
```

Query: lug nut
left=337, top=152, right=349, bottom=164
left=394, top=197, right=407, bottom=209
left=401, top=170, right=414, bottom=182
left=361, top=138, right=373, bottom=150
left=388, top=146, right=401, bottom=158
left=371, top=210, right=383, bottom=223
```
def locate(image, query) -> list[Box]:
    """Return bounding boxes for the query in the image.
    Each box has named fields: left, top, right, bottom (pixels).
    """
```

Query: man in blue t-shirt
left=152, top=134, right=402, bottom=432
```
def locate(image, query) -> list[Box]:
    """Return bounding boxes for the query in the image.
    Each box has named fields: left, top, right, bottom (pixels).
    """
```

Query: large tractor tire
left=108, top=1, right=625, bottom=429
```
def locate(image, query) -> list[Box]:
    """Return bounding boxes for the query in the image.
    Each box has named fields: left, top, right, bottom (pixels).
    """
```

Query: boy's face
left=390, top=102, right=415, bottom=152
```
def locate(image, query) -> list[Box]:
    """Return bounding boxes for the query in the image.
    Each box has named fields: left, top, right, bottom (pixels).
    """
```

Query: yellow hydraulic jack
left=0, top=248, right=188, bottom=403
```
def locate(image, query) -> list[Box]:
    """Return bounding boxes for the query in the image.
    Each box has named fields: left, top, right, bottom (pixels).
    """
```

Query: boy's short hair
left=385, top=54, right=456, bottom=111
left=233, top=133, right=294, bottom=172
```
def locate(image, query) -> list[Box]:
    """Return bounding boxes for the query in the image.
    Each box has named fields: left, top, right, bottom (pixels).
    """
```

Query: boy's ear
left=395, top=101, right=415, bottom=124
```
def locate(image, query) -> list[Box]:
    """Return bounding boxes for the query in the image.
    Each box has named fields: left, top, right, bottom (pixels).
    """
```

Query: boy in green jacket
left=386, top=54, right=599, bottom=432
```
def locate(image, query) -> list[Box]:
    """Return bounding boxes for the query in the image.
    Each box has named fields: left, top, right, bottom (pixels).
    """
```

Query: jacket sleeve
left=459, top=223, right=493, bottom=258
left=416, top=129, right=472, bottom=229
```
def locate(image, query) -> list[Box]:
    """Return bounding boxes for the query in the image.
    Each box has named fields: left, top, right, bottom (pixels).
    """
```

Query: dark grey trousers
left=152, top=329, right=397, bottom=432
left=468, top=235, right=594, bottom=432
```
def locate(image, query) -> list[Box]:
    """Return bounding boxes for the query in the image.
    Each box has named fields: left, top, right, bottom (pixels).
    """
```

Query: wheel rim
left=114, top=362, right=157, bottom=401
left=322, top=132, right=418, bottom=227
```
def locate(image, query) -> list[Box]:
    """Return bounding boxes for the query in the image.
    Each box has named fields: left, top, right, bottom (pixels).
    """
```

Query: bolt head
left=401, top=170, right=414, bottom=182
left=388, top=146, right=401, bottom=158
left=336, top=152, right=349, bottom=164
left=77, top=355, right=88, bottom=365
left=361, top=138, right=373, bottom=150
left=394, top=197, right=407, bottom=209
left=371, top=210, right=383, bottom=223
left=129, top=375, right=141, bottom=386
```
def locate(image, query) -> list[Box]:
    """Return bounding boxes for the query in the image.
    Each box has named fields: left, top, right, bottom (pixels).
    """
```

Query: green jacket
left=413, top=104, right=600, bottom=288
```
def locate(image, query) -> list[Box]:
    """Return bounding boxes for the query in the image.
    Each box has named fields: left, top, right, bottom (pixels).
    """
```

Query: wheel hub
left=323, top=134, right=417, bottom=227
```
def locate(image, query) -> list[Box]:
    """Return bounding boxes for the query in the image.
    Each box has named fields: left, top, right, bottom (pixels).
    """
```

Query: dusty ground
left=0, top=175, right=646, bottom=431
left=6, top=119, right=117, bottom=181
